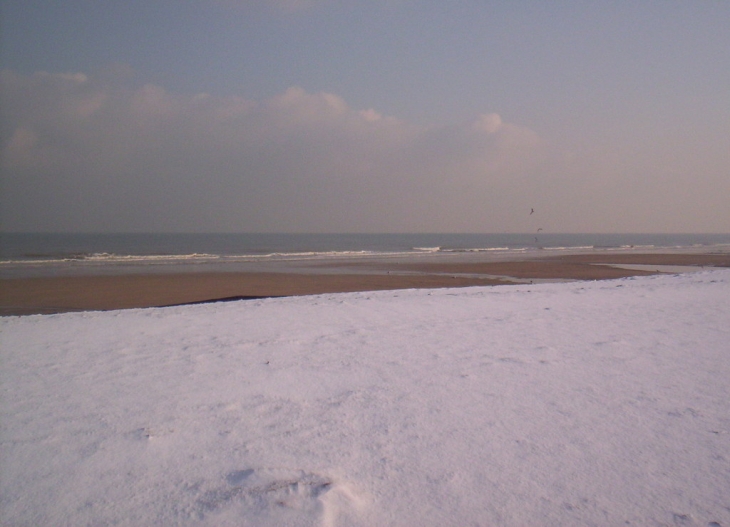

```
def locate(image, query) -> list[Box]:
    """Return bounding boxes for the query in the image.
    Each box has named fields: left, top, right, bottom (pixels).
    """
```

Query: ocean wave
left=0, top=252, right=220, bottom=265
left=412, top=247, right=441, bottom=252
left=440, top=247, right=514, bottom=253
left=0, top=249, right=406, bottom=266
left=86, top=252, right=220, bottom=261
left=541, top=245, right=596, bottom=251
left=3, top=240, right=728, bottom=268
left=245, top=250, right=377, bottom=259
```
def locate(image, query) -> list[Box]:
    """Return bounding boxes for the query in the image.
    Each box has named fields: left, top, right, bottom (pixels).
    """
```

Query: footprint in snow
left=195, top=467, right=366, bottom=524
left=498, top=357, right=524, bottom=364
left=128, top=427, right=174, bottom=440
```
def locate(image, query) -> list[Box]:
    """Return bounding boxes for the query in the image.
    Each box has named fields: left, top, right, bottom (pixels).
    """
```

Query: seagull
left=537, top=228, right=543, bottom=232
left=530, top=208, right=534, bottom=215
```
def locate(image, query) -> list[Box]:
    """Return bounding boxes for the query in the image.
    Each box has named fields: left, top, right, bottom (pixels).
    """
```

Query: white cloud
left=473, top=113, right=502, bottom=134
left=1, top=69, right=551, bottom=232
left=359, top=109, right=382, bottom=122
left=3, top=128, right=40, bottom=168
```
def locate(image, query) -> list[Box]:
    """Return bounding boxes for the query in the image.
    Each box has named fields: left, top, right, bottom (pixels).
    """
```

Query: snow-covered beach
left=2, top=269, right=729, bottom=526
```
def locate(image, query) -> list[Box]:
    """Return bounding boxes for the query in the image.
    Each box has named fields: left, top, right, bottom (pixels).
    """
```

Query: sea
left=2, top=232, right=729, bottom=278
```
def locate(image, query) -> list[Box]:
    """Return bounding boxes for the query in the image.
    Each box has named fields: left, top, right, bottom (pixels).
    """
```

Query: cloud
left=473, top=113, right=502, bottom=134
left=0, top=69, right=551, bottom=232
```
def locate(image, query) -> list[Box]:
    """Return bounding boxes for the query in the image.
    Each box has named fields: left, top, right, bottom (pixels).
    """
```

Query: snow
left=2, top=270, right=729, bottom=526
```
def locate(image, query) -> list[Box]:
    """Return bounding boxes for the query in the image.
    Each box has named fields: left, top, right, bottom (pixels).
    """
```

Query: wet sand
left=2, top=253, right=728, bottom=316
left=0, top=272, right=508, bottom=316
left=392, top=252, right=730, bottom=280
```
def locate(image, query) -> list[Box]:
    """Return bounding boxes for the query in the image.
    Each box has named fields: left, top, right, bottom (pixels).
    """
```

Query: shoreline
left=2, top=252, right=728, bottom=316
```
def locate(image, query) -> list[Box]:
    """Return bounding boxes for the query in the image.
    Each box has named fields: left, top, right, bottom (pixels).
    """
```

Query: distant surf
left=2, top=232, right=729, bottom=278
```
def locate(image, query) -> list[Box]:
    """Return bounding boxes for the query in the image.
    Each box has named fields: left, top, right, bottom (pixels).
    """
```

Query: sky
left=1, top=0, right=729, bottom=233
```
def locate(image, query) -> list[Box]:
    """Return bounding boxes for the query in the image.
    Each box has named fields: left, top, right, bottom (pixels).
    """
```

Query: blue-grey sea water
left=2, top=232, right=729, bottom=278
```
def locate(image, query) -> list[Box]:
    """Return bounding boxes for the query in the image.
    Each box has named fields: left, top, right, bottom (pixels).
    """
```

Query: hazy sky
left=1, top=1, right=729, bottom=233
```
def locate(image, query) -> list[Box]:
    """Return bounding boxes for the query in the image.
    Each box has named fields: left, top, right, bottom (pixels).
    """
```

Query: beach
left=2, top=268, right=729, bottom=526
left=2, top=251, right=728, bottom=316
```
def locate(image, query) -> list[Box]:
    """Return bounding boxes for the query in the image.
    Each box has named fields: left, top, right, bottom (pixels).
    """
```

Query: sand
left=1, top=253, right=728, bottom=316
left=0, top=273, right=508, bottom=316
left=391, top=252, right=730, bottom=280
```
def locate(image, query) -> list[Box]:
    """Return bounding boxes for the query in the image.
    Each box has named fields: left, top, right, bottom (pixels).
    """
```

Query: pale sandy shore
left=1, top=253, right=728, bottom=316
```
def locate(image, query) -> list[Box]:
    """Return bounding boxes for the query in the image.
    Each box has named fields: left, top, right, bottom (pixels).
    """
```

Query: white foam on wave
left=0, top=249, right=428, bottom=267
left=412, top=247, right=441, bottom=252
left=440, top=247, right=514, bottom=252
left=0, top=252, right=221, bottom=266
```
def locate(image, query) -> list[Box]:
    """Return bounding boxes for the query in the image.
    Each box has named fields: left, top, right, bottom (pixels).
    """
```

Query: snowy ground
left=2, top=270, right=729, bottom=526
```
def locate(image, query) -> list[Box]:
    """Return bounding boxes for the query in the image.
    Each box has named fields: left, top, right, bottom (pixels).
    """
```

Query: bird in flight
left=530, top=208, right=534, bottom=215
